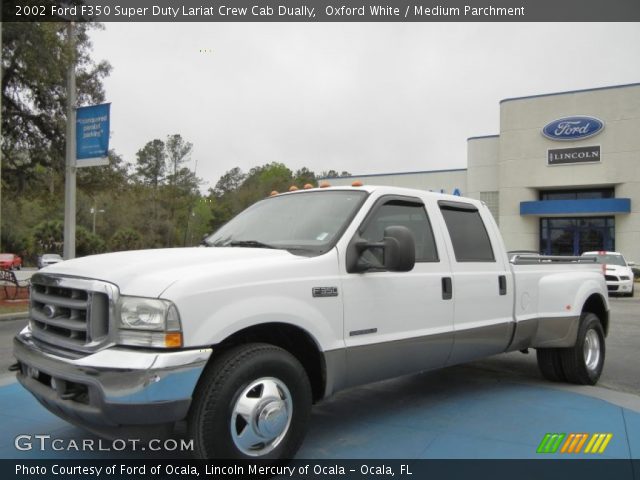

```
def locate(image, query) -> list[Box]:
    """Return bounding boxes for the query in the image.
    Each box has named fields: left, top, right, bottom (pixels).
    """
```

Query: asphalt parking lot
left=0, top=294, right=638, bottom=460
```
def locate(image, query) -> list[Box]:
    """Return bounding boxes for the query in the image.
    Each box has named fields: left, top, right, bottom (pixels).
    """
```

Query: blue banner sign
left=542, top=116, right=604, bottom=141
left=76, top=103, right=110, bottom=166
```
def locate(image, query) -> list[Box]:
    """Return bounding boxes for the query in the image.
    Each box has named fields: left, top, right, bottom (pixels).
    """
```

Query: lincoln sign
left=548, top=146, right=601, bottom=165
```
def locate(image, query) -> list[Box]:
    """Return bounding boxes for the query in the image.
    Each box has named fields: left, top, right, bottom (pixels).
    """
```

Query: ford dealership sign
left=542, top=116, right=604, bottom=141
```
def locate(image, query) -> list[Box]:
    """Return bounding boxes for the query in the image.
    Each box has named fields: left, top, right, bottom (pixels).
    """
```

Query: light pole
left=90, top=206, right=105, bottom=235
left=63, top=21, right=77, bottom=259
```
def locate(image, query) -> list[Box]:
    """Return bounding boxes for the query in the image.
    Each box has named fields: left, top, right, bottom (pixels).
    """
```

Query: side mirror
left=347, top=225, right=416, bottom=273
left=628, top=261, right=636, bottom=267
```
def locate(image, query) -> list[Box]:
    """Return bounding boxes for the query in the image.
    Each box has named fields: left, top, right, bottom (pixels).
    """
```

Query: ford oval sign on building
left=542, top=116, right=604, bottom=141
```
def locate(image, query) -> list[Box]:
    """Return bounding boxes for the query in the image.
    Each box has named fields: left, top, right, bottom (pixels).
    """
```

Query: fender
left=183, top=294, right=342, bottom=352
left=531, top=271, right=608, bottom=348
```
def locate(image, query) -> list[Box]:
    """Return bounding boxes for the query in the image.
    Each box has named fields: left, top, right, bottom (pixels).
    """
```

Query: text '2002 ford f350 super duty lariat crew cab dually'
left=13, top=185, right=609, bottom=459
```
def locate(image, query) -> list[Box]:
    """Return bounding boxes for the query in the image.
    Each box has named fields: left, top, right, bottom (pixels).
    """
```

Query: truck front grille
left=29, top=274, right=115, bottom=353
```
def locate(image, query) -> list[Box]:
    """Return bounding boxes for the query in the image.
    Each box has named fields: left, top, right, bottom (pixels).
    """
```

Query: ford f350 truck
left=13, top=185, right=609, bottom=459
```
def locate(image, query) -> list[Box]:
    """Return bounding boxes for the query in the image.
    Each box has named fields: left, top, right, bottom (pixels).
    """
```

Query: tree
left=32, top=220, right=64, bottom=254
left=77, top=150, right=131, bottom=194
left=1, top=22, right=111, bottom=190
left=165, top=134, right=192, bottom=182
left=76, top=226, right=105, bottom=256
left=109, top=228, right=143, bottom=252
left=212, top=167, right=245, bottom=197
left=135, top=139, right=166, bottom=189
left=294, top=167, right=316, bottom=187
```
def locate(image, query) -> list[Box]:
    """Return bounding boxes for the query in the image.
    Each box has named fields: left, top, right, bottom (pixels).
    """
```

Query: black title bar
left=3, top=0, right=640, bottom=22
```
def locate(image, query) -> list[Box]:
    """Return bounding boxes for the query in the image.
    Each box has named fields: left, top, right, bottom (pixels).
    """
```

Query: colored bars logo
left=537, top=433, right=613, bottom=454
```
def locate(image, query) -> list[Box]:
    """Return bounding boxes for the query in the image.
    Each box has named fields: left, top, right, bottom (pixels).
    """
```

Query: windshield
left=584, top=253, right=627, bottom=266
left=204, top=190, right=368, bottom=254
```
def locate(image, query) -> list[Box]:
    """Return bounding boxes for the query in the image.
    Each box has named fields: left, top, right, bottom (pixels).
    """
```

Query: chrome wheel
left=230, top=377, right=293, bottom=456
left=583, top=329, right=601, bottom=373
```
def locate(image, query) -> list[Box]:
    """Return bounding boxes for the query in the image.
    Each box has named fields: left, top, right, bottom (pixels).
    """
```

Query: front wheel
left=559, top=312, right=606, bottom=385
left=188, top=343, right=312, bottom=460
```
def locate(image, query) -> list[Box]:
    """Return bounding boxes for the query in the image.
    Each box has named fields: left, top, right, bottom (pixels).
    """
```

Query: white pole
left=63, top=22, right=76, bottom=259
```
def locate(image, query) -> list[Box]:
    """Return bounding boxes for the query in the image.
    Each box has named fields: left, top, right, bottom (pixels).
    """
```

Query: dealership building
left=330, top=82, right=640, bottom=262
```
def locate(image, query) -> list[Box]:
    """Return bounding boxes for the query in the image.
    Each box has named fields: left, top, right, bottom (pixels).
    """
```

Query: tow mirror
left=347, top=226, right=416, bottom=273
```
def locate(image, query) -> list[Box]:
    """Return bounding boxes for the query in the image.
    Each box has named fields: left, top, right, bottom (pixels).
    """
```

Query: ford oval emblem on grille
left=542, top=116, right=604, bottom=141
left=44, top=304, right=57, bottom=319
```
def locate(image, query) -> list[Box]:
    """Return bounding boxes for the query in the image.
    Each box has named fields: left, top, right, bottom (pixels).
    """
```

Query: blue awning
left=520, top=198, right=631, bottom=216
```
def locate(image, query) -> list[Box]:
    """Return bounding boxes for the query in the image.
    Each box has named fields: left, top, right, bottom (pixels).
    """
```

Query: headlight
left=116, top=296, right=182, bottom=348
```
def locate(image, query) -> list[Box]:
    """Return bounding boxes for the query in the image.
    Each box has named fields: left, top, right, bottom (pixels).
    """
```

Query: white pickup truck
left=13, top=185, right=609, bottom=460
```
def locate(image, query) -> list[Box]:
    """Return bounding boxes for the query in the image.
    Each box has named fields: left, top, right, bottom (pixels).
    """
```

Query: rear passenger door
left=437, top=200, right=513, bottom=365
left=341, top=196, right=455, bottom=387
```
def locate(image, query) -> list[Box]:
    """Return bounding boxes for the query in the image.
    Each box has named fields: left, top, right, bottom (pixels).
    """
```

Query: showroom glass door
left=540, top=217, right=615, bottom=255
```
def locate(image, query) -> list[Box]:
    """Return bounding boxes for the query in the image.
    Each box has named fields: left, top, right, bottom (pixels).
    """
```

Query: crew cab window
left=360, top=200, right=439, bottom=263
left=439, top=201, right=495, bottom=262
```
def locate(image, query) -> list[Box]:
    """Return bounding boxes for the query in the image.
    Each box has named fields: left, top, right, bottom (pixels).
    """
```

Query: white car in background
left=37, top=253, right=64, bottom=269
left=582, top=251, right=635, bottom=297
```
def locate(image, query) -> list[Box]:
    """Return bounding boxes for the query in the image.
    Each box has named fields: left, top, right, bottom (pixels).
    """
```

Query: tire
left=188, top=343, right=312, bottom=460
left=626, top=285, right=634, bottom=298
left=536, top=348, right=566, bottom=382
left=559, top=312, right=605, bottom=385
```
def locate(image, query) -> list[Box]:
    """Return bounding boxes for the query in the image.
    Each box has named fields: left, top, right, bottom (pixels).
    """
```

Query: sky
left=89, top=23, right=640, bottom=191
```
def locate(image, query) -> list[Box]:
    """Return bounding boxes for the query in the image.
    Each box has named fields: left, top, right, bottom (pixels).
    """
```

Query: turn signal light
left=165, top=332, right=183, bottom=348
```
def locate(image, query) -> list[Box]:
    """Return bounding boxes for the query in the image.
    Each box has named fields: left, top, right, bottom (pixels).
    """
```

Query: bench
left=0, top=269, right=30, bottom=300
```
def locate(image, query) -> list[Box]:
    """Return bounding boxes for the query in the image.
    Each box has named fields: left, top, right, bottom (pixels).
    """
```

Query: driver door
left=340, top=196, right=454, bottom=388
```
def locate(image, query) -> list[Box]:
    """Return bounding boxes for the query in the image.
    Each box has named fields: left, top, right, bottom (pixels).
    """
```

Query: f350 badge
left=312, top=287, right=338, bottom=298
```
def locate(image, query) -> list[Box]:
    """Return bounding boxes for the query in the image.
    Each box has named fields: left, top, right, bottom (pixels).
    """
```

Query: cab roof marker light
left=289, top=185, right=299, bottom=191
left=269, top=190, right=279, bottom=197
left=303, top=183, right=314, bottom=189
left=319, top=181, right=331, bottom=188
left=352, top=180, right=363, bottom=187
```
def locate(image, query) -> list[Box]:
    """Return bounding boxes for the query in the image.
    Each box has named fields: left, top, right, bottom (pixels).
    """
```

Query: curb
left=0, top=311, right=29, bottom=322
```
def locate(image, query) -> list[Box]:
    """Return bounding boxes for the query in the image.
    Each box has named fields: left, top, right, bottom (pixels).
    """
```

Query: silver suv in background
left=582, top=251, right=635, bottom=297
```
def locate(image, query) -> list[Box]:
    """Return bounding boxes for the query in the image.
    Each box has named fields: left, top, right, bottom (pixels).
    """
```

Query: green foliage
left=32, top=220, right=64, bottom=254
left=135, top=139, right=166, bottom=188
left=109, top=228, right=143, bottom=252
left=76, top=226, right=105, bottom=256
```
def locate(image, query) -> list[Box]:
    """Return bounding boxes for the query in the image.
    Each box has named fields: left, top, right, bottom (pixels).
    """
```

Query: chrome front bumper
left=13, top=330, right=212, bottom=430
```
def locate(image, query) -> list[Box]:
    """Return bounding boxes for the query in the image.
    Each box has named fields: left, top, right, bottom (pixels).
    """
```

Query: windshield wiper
left=227, top=240, right=277, bottom=249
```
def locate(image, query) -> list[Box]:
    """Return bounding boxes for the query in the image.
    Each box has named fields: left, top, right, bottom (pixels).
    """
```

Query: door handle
left=442, top=277, right=452, bottom=300
left=499, top=275, right=507, bottom=295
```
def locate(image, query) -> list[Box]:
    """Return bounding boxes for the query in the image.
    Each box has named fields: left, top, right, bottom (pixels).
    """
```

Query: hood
left=605, top=264, right=632, bottom=275
left=41, top=247, right=300, bottom=297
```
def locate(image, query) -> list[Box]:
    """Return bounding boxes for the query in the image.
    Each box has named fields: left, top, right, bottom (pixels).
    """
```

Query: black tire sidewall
left=190, top=344, right=312, bottom=460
